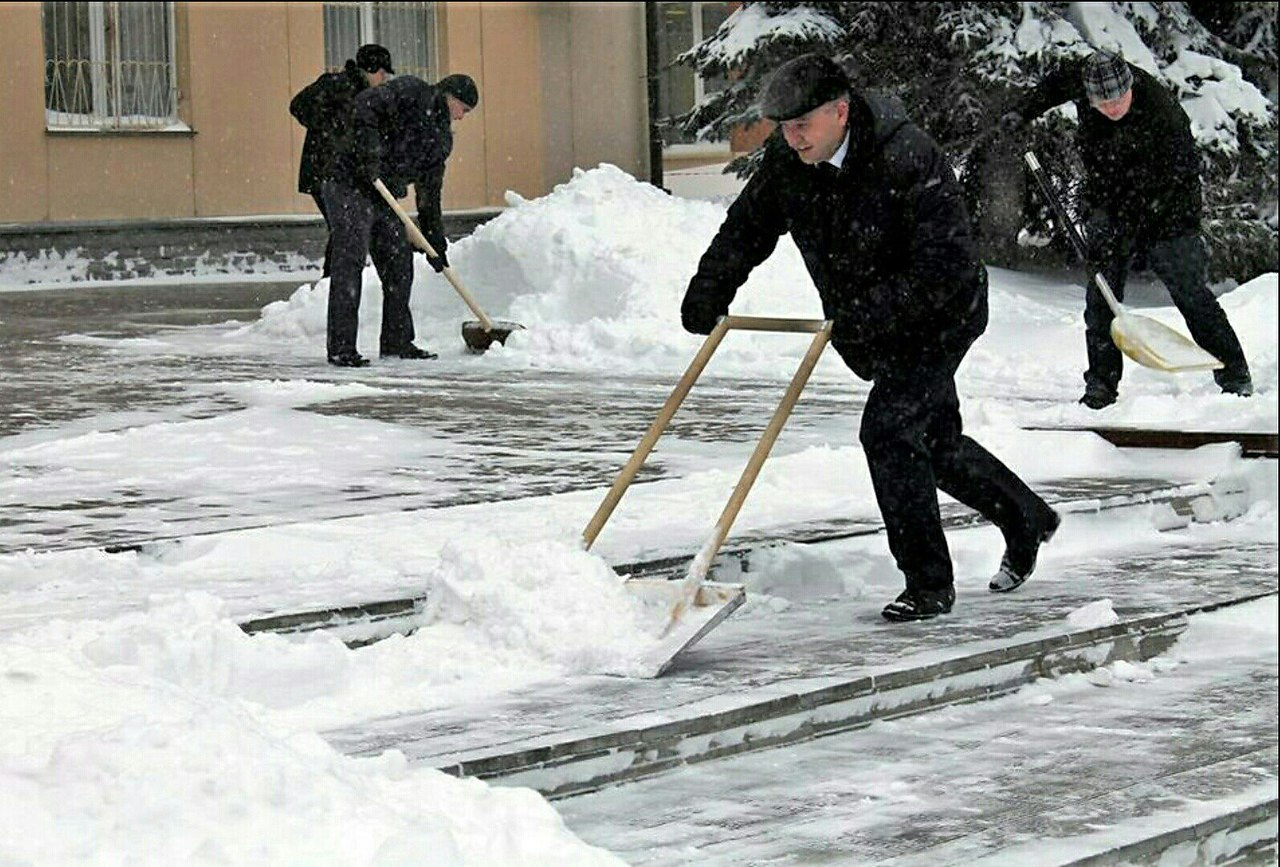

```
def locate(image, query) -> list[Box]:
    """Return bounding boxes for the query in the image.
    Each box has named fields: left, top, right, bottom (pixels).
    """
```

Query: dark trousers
left=311, top=191, right=334, bottom=279
left=859, top=343, right=1053, bottom=592
left=1085, top=223, right=1249, bottom=393
left=320, top=179, right=416, bottom=358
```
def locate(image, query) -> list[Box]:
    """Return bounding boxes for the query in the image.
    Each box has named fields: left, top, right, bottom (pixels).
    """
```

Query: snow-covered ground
left=1, top=164, right=1276, bottom=865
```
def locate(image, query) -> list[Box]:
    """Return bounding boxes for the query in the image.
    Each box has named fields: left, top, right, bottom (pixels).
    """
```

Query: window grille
left=323, top=2, right=437, bottom=82
left=42, top=1, right=179, bottom=130
left=656, top=1, right=731, bottom=147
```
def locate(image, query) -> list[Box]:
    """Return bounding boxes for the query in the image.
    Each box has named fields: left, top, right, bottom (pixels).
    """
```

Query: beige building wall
left=0, top=1, right=650, bottom=225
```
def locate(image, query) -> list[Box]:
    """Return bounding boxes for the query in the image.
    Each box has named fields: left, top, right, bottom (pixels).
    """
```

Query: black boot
left=382, top=344, right=437, bottom=360
left=327, top=351, right=370, bottom=368
left=989, top=509, right=1061, bottom=593
left=881, top=585, right=955, bottom=622
left=1079, top=382, right=1116, bottom=410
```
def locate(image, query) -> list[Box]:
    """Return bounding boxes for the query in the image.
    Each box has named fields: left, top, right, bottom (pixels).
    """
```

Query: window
left=42, top=1, right=179, bottom=130
left=655, top=2, right=732, bottom=148
left=323, top=2, right=438, bottom=82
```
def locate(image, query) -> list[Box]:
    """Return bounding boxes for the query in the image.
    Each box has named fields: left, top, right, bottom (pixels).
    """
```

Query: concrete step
left=326, top=592, right=1274, bottom=801
left=552, top=596, right=1278, bottom=865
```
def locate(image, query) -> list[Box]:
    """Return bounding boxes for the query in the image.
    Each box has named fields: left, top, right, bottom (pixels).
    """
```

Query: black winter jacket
left=289, top=62, right=370, bottom=195
left=683, top=94, right=987, bottom=381
left=337, top=74, right=454, bottom=254
left=1015, top=59, right=1202, bottom=242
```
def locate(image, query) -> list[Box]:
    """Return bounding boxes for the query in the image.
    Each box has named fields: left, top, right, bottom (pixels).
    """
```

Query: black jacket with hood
left=335, top=74, right=455, bottom=256
left=683, top=93, right=987, bottom=380
left=1015, top=59, right=1202, bottom=242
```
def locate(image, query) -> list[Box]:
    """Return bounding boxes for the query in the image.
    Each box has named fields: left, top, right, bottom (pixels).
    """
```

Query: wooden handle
left=661, top=321, right=832, bottom=635
left=372, top=179, right=497, bottom=331
left=582, top=315, right=733, bottom=549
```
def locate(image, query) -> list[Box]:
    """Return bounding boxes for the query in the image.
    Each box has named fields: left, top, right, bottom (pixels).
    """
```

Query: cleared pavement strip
left=324, top=591, right=1273, bottom=801
left=1023, top=426, right=1278, bottom=459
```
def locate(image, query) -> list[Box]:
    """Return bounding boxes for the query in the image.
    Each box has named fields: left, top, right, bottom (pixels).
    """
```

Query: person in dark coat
left=682, top=54, right=1060, bottom=622
left=321, top=72, right=479, bottom=367
left=289, top=44, right=394, bottom=279
left=1004, top=50, right=1252, bottom=408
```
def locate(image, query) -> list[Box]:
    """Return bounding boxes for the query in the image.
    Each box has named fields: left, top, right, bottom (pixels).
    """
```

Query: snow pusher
left=583, top=315, right=833, bottom=676
left=1023, top=152, right=1222, bottom=373
left=374, top=178, right=523, bottom=353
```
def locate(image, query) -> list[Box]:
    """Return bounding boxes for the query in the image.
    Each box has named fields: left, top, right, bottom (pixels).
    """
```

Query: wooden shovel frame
left=584, top=315, right=833, bottom=676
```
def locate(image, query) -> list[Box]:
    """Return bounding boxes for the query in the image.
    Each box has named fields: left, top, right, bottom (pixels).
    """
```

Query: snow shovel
left=583, top=315, right=833, bottom=676
left=373, top=179, right=523, bottom=353
left=1023, top=152, right=1222, bottom=372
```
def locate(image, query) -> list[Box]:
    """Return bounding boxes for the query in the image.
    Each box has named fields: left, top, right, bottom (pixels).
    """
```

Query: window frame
left=42, top=0, right=184, bottom=133
left=322, top=1, right=439, bottom=82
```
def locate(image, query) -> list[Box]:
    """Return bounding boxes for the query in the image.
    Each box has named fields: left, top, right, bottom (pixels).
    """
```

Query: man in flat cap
left=1003, top=49, right=1252, bottom=407
left=290, top=44, right=395, bottom=281
left=682, top=53, right=1059, bottom=622
left=322, top=70, right=479, bottom=366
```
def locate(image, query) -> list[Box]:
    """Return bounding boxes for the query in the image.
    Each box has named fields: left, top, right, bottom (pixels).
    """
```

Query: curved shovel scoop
left=1111, top=309, right=1222, bottom=372
left=461, top=318, right=524, bottom=353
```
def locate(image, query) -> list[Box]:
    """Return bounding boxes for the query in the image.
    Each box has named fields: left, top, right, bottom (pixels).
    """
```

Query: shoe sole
left=881, top=607, right=948, bottom=623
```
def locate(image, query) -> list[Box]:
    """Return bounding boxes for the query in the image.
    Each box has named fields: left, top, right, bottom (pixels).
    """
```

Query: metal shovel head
left=461, top=320, right=524, bottom=353
left=1111, top=311, right=1223, bottom=373
left=623, top=578, right=746, bottom=677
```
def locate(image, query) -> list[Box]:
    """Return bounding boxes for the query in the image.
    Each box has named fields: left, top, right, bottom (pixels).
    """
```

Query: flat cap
left=759, top=53, right=851, bottom=121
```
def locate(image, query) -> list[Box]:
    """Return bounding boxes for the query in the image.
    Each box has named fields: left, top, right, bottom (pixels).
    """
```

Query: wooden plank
left=1025, top=427, right=1278, bottom=458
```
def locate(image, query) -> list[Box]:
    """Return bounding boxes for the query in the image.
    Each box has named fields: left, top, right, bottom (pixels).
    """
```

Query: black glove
left=681, top=295, right=724, bottom=335
left=425, top=247, right=449, bottom=273
left=420, top=228, right=448, bottom=272
left=998, top=110, right=1027, bottom=135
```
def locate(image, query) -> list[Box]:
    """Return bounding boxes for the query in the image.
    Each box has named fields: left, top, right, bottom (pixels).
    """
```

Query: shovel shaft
left=582, top=315, right=733, bottom=550
left=661, top=321, right=832, bottom=636
left=1023, top=152, right=1122, bottom=315
left=372, top=179, right=497, bottom=332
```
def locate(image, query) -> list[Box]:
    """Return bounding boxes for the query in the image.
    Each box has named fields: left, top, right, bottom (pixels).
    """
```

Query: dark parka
left=683, top=94, right=987, bottom=381
left=289, top=61, right=370, bottom=195
left=337, top=74, right=455, bottom=256
left=1013, top=59, right=1202, bottom=242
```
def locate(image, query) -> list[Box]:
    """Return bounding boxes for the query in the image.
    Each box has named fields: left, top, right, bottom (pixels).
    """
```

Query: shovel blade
left=1112, top=312, right=1223, bottom=373
left=623, top=578, right=745, bottom=677
left=461, top=320, right=524, bottom=353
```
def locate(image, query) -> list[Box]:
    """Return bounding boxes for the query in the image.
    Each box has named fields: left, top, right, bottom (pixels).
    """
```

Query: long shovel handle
left=1023, top=152, right=1123, bottom=316
left=372, top=178, right=497, bottom=332
left=661, top=321, right=832, bottom=636
left=582, top=315, right=734, bottom=550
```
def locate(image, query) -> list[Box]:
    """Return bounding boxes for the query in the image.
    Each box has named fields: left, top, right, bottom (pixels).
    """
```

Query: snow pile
left=0, top=594, right=624, bottom=866
left=244, top=164, right=831, bottom=378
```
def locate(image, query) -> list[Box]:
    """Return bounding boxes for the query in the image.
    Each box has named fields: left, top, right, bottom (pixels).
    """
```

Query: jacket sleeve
left=289, top=75, right=327, bottom=129
left=1014, top=60, right=1083, bottom=122
left=864, top=128, right=981, bottom=338
left=353, top=87, right=392, bottom=186
left=413, top=162, right=447, bottom=256
left=682, top=160, right=787, bottom=321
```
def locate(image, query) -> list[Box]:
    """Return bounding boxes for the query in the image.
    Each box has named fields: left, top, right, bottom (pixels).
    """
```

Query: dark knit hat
left=356, top=44, right=394, bottom=75
left=759, top=54, right=851, bottom=121
left=1082, top=51, right=1133, bottom=103
left=437, top=73, right=479, bottom=109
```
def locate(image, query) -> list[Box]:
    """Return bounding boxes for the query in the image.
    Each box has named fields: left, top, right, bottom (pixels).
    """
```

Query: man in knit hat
left=1003, top=49, right=1252, bottom=408
left=683, top=54, right=1059, bottom=622
left=321, top=70, right=479, bottom=367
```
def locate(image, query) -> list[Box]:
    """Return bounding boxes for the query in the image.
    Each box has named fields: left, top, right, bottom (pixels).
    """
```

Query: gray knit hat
left=1082, top=51, right=1133, bottom=104
left=758, top=54, right=851, bottom=121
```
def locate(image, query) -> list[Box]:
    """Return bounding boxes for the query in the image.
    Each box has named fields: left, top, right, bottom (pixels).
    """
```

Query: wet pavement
left=0, top=282, right=865, bottom=553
